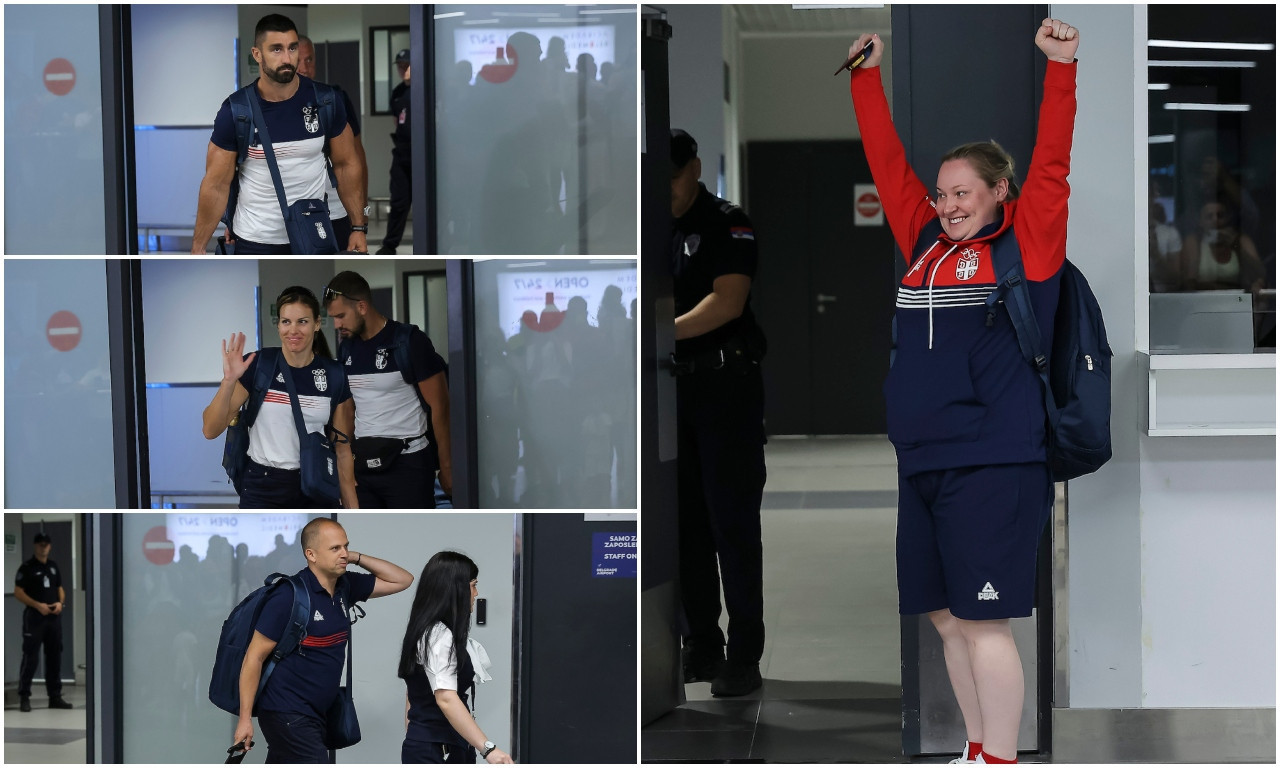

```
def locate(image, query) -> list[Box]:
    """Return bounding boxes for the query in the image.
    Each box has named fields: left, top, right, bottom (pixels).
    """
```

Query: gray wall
left=337, top=513, right=515, bottom=764
left=1059, top=4, right=1274, bottom=708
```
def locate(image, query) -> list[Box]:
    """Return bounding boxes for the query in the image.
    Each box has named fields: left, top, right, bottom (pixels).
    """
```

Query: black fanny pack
left=353, top=434, right=425, bottom=473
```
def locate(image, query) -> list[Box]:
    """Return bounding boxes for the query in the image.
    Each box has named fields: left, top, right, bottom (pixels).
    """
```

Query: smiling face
left=935, top=158, right=1008, bottom=242
left=276, top=300, right=317, bottom=356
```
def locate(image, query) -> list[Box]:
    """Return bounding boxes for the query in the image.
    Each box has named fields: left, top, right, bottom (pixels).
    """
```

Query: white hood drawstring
left=923, top=242, right=960, bottom=349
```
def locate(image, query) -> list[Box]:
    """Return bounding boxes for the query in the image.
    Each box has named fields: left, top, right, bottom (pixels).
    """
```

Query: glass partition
left=433, top=4, right=638, bottom=255
left=3, top=5, right=107, bottom=253
left=472, top=259, right=637, bottom=507
left=4, top=260, right=117, bottom=507
left=1147, top=6, right=1276, bottom=353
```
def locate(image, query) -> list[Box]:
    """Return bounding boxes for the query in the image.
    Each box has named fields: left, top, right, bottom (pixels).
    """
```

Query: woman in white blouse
left=398, top=551, right=513, bottom=764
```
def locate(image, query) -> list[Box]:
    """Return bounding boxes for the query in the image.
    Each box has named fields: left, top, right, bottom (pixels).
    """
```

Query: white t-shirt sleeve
left=416, top=621, right=458, bottom=692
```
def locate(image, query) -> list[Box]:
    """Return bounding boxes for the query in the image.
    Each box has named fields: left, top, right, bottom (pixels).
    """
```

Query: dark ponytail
left=398, top=552, right=479, bottom=680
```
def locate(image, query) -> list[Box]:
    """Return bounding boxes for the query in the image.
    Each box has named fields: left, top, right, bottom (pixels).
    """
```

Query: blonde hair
left=941, top=141, right=1020, bottom=200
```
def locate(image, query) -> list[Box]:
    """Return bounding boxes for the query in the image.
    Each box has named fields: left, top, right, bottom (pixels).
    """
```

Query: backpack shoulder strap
left=243, top=348, right=279, bottom=427
left=254, top=572, right=311, bottom=707
left=391, top=323, right=432, bottom=415
left=228, top=84, right=256, bottom=166
left=312, top=81, right=341, bottom=188
left=321, top=356, right=345, bottom=427
left=985, top=233, right=1046, bottom=372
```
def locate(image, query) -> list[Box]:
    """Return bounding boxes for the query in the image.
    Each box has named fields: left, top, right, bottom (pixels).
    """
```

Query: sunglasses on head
left=322, top=285, right=368, bottom=304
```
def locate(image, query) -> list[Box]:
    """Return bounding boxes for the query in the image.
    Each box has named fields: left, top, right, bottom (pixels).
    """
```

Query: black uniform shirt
left=390, top=81, right=411, bottom=153
left=671, top=183, right=764, bottom=356
left=15, top=557, right=62, bottom=605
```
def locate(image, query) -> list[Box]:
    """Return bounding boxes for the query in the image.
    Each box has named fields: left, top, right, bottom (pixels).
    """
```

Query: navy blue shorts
left=896, top=463, right=1052, bottom=620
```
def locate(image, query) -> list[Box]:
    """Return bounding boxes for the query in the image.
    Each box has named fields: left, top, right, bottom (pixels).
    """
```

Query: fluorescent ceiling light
left=1148, top=39, right=1275, bottom=51
left=1148, top=134, right=1176, bottom=144
left=434, top=11, right=465, bottom=20
left=463, top=19, right=500, bottom=25
left=581, top=8, right=637, bottom=13
left=1148, top=83, right=1171, bottom=90
left=1148, top=60, right=1257, bottom=68
left=1163, top=103, right=1251, bottom=112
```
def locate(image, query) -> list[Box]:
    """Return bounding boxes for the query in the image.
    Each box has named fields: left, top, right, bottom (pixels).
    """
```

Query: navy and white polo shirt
left=255, top=567, right=376, bottom=718
left=238, top=351, right=352, bottom=470
left=342, top=321, right=446, bottom=453
left=210, top=76, right=350, bottom=244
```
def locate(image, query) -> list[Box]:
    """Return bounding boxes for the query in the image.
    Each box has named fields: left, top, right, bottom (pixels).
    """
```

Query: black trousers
left=676, top=365, right=767, bottom=664
left=383, top=152, right=412, bottom=249
left=19, top=610, right=63, bottom=698
left=257, top=710, right=329, bottom=763
left=355, top=448, right=437, bottom=509
left=401, top=738, right=475, bottom=764
left=239, top=460, right=334, bottom=509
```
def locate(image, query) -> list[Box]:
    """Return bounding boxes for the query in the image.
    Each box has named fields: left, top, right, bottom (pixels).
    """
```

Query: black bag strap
left=244, top=85, right=294, bottom=226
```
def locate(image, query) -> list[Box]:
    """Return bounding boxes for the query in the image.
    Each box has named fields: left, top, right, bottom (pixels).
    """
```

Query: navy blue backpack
left=985, top=233, right=1113, bottom=482
left=209, top=572, right=312, bottom=716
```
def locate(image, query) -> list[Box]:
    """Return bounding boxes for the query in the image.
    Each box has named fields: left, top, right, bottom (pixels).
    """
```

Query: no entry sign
left=46, top=310, right=81, bottom=351
left=43, top=58, right=76, bottom=96
left=854, top=183, right=883, bottom=227
left=143, top=527, right=175, bottom=565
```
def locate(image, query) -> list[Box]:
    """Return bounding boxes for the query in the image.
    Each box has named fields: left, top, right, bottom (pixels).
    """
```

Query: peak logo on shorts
left=978, top=582, right=1000, bottom=601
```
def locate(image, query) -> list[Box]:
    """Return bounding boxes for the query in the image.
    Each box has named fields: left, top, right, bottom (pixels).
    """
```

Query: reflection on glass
left=1147, top=7, right=1275, bottom=351
left=122, top=514, right=307, bottom=762
left=434, top=5, right=638, bottom=255
left=474, top=260, right=637, bottom=508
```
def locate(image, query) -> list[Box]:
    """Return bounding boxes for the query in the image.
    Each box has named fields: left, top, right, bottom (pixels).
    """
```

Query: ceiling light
left=1162, top=103, right=1251, bottom=112
left=433, top=11, right=465, bottom=20
left=1148, top=135, right=1176, bottom=144
left=1148, top=39, right=1274, bottom=51
left=1148, top=83, right=1171, bottom=90
left=1148, top=60, right=1257, bottom=68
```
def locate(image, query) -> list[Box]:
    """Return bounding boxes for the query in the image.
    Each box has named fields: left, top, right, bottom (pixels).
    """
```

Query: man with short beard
left=191, top=14, right=368, bottom=254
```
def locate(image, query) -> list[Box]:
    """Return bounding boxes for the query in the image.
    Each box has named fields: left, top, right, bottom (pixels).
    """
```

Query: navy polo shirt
left=254, top=567, right=376, bottom=718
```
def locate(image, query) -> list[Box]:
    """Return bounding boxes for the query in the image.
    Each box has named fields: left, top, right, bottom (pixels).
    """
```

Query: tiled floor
left=644, top=436, right=909, bottom=763
left=3, top=683, right=88, bottom=764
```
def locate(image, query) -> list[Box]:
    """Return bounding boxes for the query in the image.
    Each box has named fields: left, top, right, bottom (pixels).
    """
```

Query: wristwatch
left=481, top=741, right=496, bottom=758
left=351, top=225, right=369, bottom=233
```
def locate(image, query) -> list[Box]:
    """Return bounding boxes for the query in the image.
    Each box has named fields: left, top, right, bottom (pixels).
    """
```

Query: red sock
left=980, top=750, right=1016, bottom=764
left=965, top=742, right=984, bottom=761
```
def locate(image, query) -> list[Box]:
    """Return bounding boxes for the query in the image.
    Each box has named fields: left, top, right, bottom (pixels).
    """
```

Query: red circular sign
left=43, top=58, right=76, bottom=96
left=143, top=527, right=175, bottom=565
left=856, top=192, right=881, bottom=218
left=478, top=44, right=519, bottom=84
left=46, top=310, right=81, bottom=352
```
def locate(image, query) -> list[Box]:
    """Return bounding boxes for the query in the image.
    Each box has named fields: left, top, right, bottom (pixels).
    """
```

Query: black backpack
left=985, top=232, right=1113, bottom=482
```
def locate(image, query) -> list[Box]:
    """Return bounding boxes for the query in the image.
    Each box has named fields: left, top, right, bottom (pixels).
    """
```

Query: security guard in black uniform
left=377, top=48, right=413, bottom=255
left=14, top=533, right=74, bottom=712
left=670, top=129, right=767, bottom=697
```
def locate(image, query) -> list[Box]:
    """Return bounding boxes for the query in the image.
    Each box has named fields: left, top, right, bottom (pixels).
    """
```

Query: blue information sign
left=591, top=532, right=637, bottom=578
